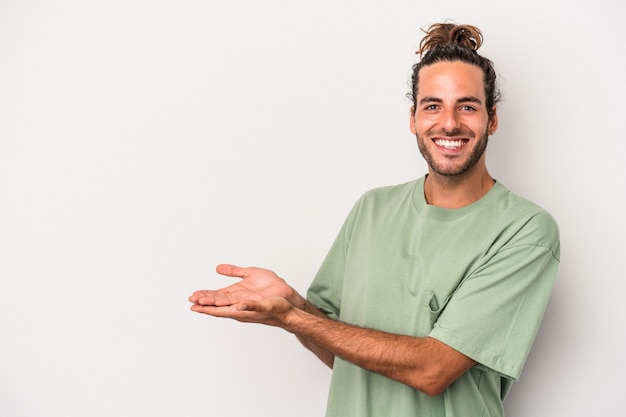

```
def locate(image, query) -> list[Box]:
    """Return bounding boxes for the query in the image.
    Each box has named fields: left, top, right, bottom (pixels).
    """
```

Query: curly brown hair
left=408, top=23, right=501, bottom=117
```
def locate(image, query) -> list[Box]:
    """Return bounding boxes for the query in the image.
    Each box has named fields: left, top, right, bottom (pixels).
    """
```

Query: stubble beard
left=416, top=127, right=489, bottom=177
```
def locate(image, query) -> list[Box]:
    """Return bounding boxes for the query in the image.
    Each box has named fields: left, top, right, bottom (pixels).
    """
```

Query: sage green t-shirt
left=307, top=177, right=560, bottom=417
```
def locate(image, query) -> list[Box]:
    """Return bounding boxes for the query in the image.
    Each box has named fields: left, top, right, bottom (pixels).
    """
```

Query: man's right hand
left=188, top=264, right=305, bottom=312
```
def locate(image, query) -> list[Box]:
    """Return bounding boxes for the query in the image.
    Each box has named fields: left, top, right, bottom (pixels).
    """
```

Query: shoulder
left=495, top=184, right=558, bottom=230
left=491, top=184, right=560, bottom=260
left=356, top=180, right=418, bottom=207
left=340, top=180, right=419, bottom=234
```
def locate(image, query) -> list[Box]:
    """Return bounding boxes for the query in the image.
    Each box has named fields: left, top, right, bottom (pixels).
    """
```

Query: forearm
left=291, top=298, right=336, bottom=368
left=283, top=307, right=475, bottom=396
left=190, top=265, right=473, bottom=395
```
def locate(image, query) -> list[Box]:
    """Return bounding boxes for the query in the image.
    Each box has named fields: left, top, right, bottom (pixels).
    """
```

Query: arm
left=294, top=301, right=337, bottom=369
left=249, top=297, right=474, bottom=396
left=189, top=265, right=475, bottom=396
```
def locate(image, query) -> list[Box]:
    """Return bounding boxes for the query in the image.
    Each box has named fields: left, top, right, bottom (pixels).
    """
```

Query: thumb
left=216, top=264, right=249, bottom=279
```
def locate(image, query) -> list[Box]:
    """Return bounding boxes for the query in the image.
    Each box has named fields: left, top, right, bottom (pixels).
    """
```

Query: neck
left=423, top=165, right=495, bottom=209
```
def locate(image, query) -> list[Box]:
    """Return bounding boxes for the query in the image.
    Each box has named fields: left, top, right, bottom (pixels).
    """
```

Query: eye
left=460, top=105, right=476, bottom=111
left=424, top=104, right=439, bottom=111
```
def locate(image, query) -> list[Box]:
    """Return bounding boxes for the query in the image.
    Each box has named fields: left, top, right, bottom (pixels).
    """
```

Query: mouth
left=433, top=138, right=469, bottom=150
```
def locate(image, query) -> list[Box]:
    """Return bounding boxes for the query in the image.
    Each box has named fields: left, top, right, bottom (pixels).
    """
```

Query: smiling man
left=189, top=23, right=560, bottom=417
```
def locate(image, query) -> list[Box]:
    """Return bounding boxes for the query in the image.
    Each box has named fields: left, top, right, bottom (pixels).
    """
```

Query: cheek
left=413, top=120, right=436, bottom=137
left=411, top=114, right=430, bottom=134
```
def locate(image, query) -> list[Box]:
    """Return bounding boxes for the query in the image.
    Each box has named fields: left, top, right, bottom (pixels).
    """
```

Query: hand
left=188, top=264, right=302, bottom=326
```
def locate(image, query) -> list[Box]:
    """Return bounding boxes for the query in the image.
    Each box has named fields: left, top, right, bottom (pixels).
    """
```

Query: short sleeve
left=429, top=218, right=560, bottom=380
left=306, top=231, right=346, bottom=320
left=306, top=202, right=359, bottom=320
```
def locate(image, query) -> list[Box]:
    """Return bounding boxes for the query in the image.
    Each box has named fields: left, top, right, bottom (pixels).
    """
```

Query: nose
left=440, top=108, right=461, bottom=133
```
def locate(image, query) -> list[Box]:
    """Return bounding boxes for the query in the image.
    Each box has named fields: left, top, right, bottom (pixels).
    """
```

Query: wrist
left=285, top=286, right=307, bottom=311
left=282, top=304, right=312, bottom=333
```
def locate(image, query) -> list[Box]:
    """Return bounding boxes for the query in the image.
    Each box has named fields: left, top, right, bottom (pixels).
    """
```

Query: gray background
left=1, top=0, right=624, bottom=416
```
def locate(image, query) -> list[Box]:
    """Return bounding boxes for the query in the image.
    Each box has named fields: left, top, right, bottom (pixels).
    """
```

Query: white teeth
left=435, top=139, right=465, bottom=149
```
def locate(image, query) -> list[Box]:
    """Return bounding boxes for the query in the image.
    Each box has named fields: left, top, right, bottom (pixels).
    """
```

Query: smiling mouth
left=433, top=138, right=468, bottom=149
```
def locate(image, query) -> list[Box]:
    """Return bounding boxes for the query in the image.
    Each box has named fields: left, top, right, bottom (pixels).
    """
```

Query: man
left=189, top=23, right=560, bottom=416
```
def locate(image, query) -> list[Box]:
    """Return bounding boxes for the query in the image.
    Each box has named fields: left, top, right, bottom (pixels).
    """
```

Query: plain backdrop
left=1, top=1, right=624, bottom=416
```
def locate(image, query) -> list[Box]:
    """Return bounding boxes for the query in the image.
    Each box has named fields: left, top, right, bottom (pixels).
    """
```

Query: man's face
left=410, top=61, right=498, bottom=177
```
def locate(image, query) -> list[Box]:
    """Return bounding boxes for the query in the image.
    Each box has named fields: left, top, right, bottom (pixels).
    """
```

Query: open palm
left=189, top=264, right=295, bottom=308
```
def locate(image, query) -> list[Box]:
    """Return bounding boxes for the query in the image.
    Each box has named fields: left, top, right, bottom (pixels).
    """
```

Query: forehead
left=417, top=61, right=485, bottom=101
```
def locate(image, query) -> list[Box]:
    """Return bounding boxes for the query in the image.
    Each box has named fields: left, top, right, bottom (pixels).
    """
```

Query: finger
left=190, top=303, right=239, bottom=317
left=190, top=303, right=261, bottom=320
left=236, top=299, right=289, bottom=326
left=189, top=289, right=220, bottom=302
left=189, top=290, right=232, bottom=306
left=236, top=299, right=268, bottom=313
left=215, top=264, right=249, bottom=279
left=188, top=290, right=211, bottom=303
left=188, top=290, right=228, bottom=305
left=236, top=301, right=256, bottom=312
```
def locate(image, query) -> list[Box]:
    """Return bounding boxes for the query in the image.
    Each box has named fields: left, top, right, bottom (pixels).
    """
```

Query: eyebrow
left=418, top=96, right=483, bottom=105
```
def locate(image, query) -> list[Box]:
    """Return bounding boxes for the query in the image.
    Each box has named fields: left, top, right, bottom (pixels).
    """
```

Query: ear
left=488, top=107, right=498, bottom=135
left=410, top=106, right=417, bottom=135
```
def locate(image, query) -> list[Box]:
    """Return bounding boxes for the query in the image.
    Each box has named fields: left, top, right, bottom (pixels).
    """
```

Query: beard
left=416, top=127, right=489, bottom=177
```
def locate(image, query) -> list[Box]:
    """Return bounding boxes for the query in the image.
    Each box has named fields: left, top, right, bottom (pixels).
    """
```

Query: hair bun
left=417, top=23, right=483, bottom=57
